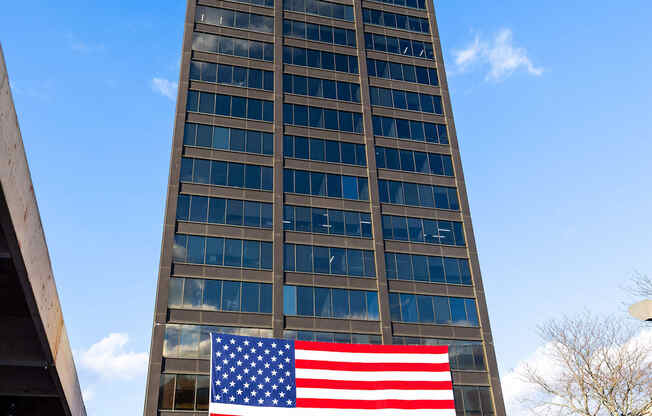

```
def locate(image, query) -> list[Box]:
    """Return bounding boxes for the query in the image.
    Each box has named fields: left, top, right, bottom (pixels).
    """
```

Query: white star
left=215, top=380, right=221, bottom=386
left=237, top=375, right=242, bottom=380
left=265, top=391, right=271, bottom=397
left=264, top=377, right=270, bottom=383
left=230, top=352, right=235, bottom=358
left=230, top=338, right=236, bottom=344
left=215, top=365, right=222, bottom=371
left=244, top=354, right=250, bottom=360
left=271, top=370, right=277, bottom=376
left=280, top=392, right=285, bottom=398
left=285, top=371, right=290, bottom=376
left=251, top=348, right=256, bottom=353
left=216, top=352, right=222, bottom=357
left=223, top=359, right=228, bottom=364
left=273, top=399, right=278, bottom=405
left=284, top=344, right=290, bottom=349
left=250, top=362, right=256, bottom=367
left=244, top=382, right=250, bottom=388
left=258, top=384, right=264, bottom=390
left=244, top=340, right=250, bottom=346
left=237, top=389, right=243, bottom=395
left=244, top=368, right=250, bottom=374
left=265, top=349, right=270, bottom=355
left=271, top=342, right=277, bottom=348
left=258, top=341, right=263, bottom=347
left=285, top=357, right=290, bottom=363
left=237, top=360, right=243, bottom=366
left=286, top=385, right=291, bottom=391
left=257, top=369, right=263, bottom=375
left=278, top=350, right=284, bottom=356
left=216, top=337, right=222, bottom=343
left=271, top=356, right=277, bottom=362
left=222, top=387, right=228, bottom=393
left=264, top=362, right=270, bottom=368
left=251, top=390, right=257, bottom=397
left=258, top=398, right=264, bottom=404
left=272, top=384, right=278, bottom=390
left=279, top=377, right=285, bottom=383
left=287, top=399, right=292, bottom=405
left=229, top=381, right=235, bottom=387
left=258, top=355, right=263, bottom=361
left=244, top=397, right=250, bottom=403
left=230, top=367, right=236, bottom=372
left=222, top=373, right=228, bottom=379
left=250, top=375, right=256, bottom=382
left=229, top=396, right=235, bottom=402
left=215, top=394, right=220, bottom=401
left=278, top=363, right=283, bottom=369
left=223, top=345, right=229, bottom=351
left=237, top=346, right=243, bottom=352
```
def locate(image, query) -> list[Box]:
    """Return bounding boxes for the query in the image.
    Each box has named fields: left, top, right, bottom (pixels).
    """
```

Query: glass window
left=327, top=173, right=342, bottom=198
left=434, top=296, right=451, bottom=324
left=187, top=235, right=206, bottom=264
left=208, top=198, right=226, bottom=224
left=347, top=249, right=363, bottom=276
left=183, top=278, right=203, bottom=308
left=330, top=247, right=347, bottom=275
left=363, top=250, right=375, bottom=276
left=408, top=217, right=424, bottom=242
left=325, top=140, right=340, bottom=162
left=284, top=285, right=297, bottom=315
left=342, top=176, right=358, bottom=200
left=284, top=243, right=295, bottom=271
left=428, top=256, right=445, bottom=283
left=242, top=282, right=260, bottom=312
left=349, top=290, right=365, bottom=319
left=205, top=237, right=224, bottom=266
left=243, top=240, right=260, bottom=269
left=389, top=293, right=401, bottom=321
left=246, top=131, right=262, bottom=154
left=329, top=209, right=344, bottom=234
left=396, top=253, right=412, bottom=280
left=332, top=289, right=349, bottom=318
left=400, top=293, right=417, bottom=322
left=315, top=287, right=332, bottom=317
left=244, top=164, right=261, bottom=189
left=297, top=286, right=314, bottom=316
left=224, top=239, right=242, bottom=267
left=174, top=375, right=196, bottom=410
left=222, top=280, right=241, bottom=311
left=314, top=245, right=330, bottom=273
left=444, top=258, right=461, bottom=284
left=295, top=244, right=313, bottom=273
left=226, top=199, right=243, bottom=225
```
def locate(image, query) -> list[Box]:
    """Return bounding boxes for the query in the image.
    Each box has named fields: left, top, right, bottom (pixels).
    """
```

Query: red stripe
left=296, top=359, right=450, bottom=372
left=295, top=340, right=449, bottom=354
left=296, top=378, right=453, bottom=390
left=297, top=398, right=455, bottom=409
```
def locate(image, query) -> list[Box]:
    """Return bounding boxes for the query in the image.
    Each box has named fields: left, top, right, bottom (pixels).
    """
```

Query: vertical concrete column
left=271, top=0, right=286, bottom=338
left=350, top=1, right=392, bottom=344
left=426, top=4, right=506, bottom=416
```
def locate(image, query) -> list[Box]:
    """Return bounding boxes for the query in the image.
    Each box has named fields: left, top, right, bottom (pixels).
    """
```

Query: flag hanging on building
left=209, top=332, right=455, bottom=416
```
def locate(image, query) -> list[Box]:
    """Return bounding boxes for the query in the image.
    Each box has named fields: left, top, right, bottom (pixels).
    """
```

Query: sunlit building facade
left=143, top=0, right=506, bottom=414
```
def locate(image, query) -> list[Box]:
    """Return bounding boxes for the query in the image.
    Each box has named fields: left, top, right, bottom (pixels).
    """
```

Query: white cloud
left=151, top=77, right=178, bottom=100
left=78, top=333, right=148, bottom=380
left=453, top=28, right=543, bottom=82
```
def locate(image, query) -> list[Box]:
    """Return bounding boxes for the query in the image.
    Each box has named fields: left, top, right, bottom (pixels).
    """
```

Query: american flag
left=209, top=333, right=455, bottom=416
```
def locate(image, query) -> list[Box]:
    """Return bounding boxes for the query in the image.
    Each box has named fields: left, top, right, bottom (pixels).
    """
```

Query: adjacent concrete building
left=0, top=45, right=87, bottom=416
left=144, top=0, right=506, bottom=414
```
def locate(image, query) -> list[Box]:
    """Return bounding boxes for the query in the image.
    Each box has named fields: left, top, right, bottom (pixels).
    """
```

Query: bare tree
left=628, top=272, right=652, bottom=299
left=521, top=313, right=652, bottom=416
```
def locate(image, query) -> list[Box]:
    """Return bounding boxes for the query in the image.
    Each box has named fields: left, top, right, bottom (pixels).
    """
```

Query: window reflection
left=167, top=278, right=273, bottom=313
left=283, top=0, right=354, bottom=21
left=284, top=243, right=376, bottom=277
left=284, top=285, right=379, bottom=320
left=196, top=6, right=274, bottom=33
left=173, top=234, right=272, bottom=270
left=284, top=169, right=368, bottom=200
left=283, top=46, right=358, bottom=74
left=284, top=19, right=356, bottom=47
left=378, top=181, right=459, bottom=210
left=382, top=215, right=465, bottom=246
left=388, top=293, right=479, bottom=326
left=362, top=8, right=429, bottom=33
left=192, top=32, right=274, bottom=61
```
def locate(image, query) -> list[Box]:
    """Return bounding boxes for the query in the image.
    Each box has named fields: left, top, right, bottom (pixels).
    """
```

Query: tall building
left=144, top=0, right=506, bottom=414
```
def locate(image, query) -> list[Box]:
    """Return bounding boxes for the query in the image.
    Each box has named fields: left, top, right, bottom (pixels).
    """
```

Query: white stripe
left=295, top=368, right=451, bottom=382
left=296, top=387, right=454, bottom=401
left=294, top=349, right=449, bottom=364
left=209, top=403, right=456, bottom=416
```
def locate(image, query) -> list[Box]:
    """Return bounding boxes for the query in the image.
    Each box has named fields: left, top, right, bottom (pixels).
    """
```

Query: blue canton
left=210, top=333, right=297, bottom=408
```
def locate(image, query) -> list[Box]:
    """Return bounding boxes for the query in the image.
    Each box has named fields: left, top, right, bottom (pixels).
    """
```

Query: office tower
left=144, top=0, right=506, bottom=414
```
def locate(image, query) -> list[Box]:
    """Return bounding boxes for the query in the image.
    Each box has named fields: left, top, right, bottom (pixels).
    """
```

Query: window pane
left=187, top=235, right=206, bottom=264
left=349, top=290, right=366, bottom=319
left=326, top=174, right=342, bottom=198
left=417, top=295, right=434, bottom=323
left=400, top=294, right=417, bottom=322
left=174, top=375, right=196, bottom=410
left=295, top=244, right=313, bottom=273
left=177, top=195, right=190, bottom=221
left=347, top=249, right=363, bottom=276
left=261, top=242, right=273, bottom=270
left=222, top=281, right=241, bottom=311
left=329, top=209, right=344, bottom=234
left=396, top=253, right=412, bottom=280
left=297, top=286, right=314, bottom=316
left=168, top=278, right=184, bottom=308
left=243, top=240, right=260, bottom=269
left=203, top=280, right=221, bottom=310
left=226, top=199, right=243, bottom=225
left=283, top=285, right=297, bottom=315
left=224, top=239, right=242, bottom=267
left=205, top=237, right=224, bottom=265
left=242, top=282, right=260, bottom=312
left=428, top=256, right=445, bottom=283
left=314, top=246, right=330, bottom=274
left=344, top=211, right=361, bottom=237
left=332, top=289, right=349, bottom=317
left=159, top=374, right=176, bottom=410
left=330, top=247, right=347, bottom=275
left=315, top=287, right=332, bottom=317
left=342, top=176, right=358, bottom=199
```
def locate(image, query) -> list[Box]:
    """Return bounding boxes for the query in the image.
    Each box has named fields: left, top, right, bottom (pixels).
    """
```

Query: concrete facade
left=0, top=44, right=86, bottom=416
left=144, top=1, right=506, bottom=414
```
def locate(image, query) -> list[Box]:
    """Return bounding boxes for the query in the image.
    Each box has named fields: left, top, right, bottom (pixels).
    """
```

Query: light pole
left=628, top=299, right=652, bottom=321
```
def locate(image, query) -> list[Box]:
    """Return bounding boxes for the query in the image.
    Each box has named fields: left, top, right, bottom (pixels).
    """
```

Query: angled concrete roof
left=0, top=43, right=86, bottom=416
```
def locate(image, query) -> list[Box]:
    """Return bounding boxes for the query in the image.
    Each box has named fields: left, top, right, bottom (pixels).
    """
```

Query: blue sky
left=2, top=1, right=652, bottom=414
